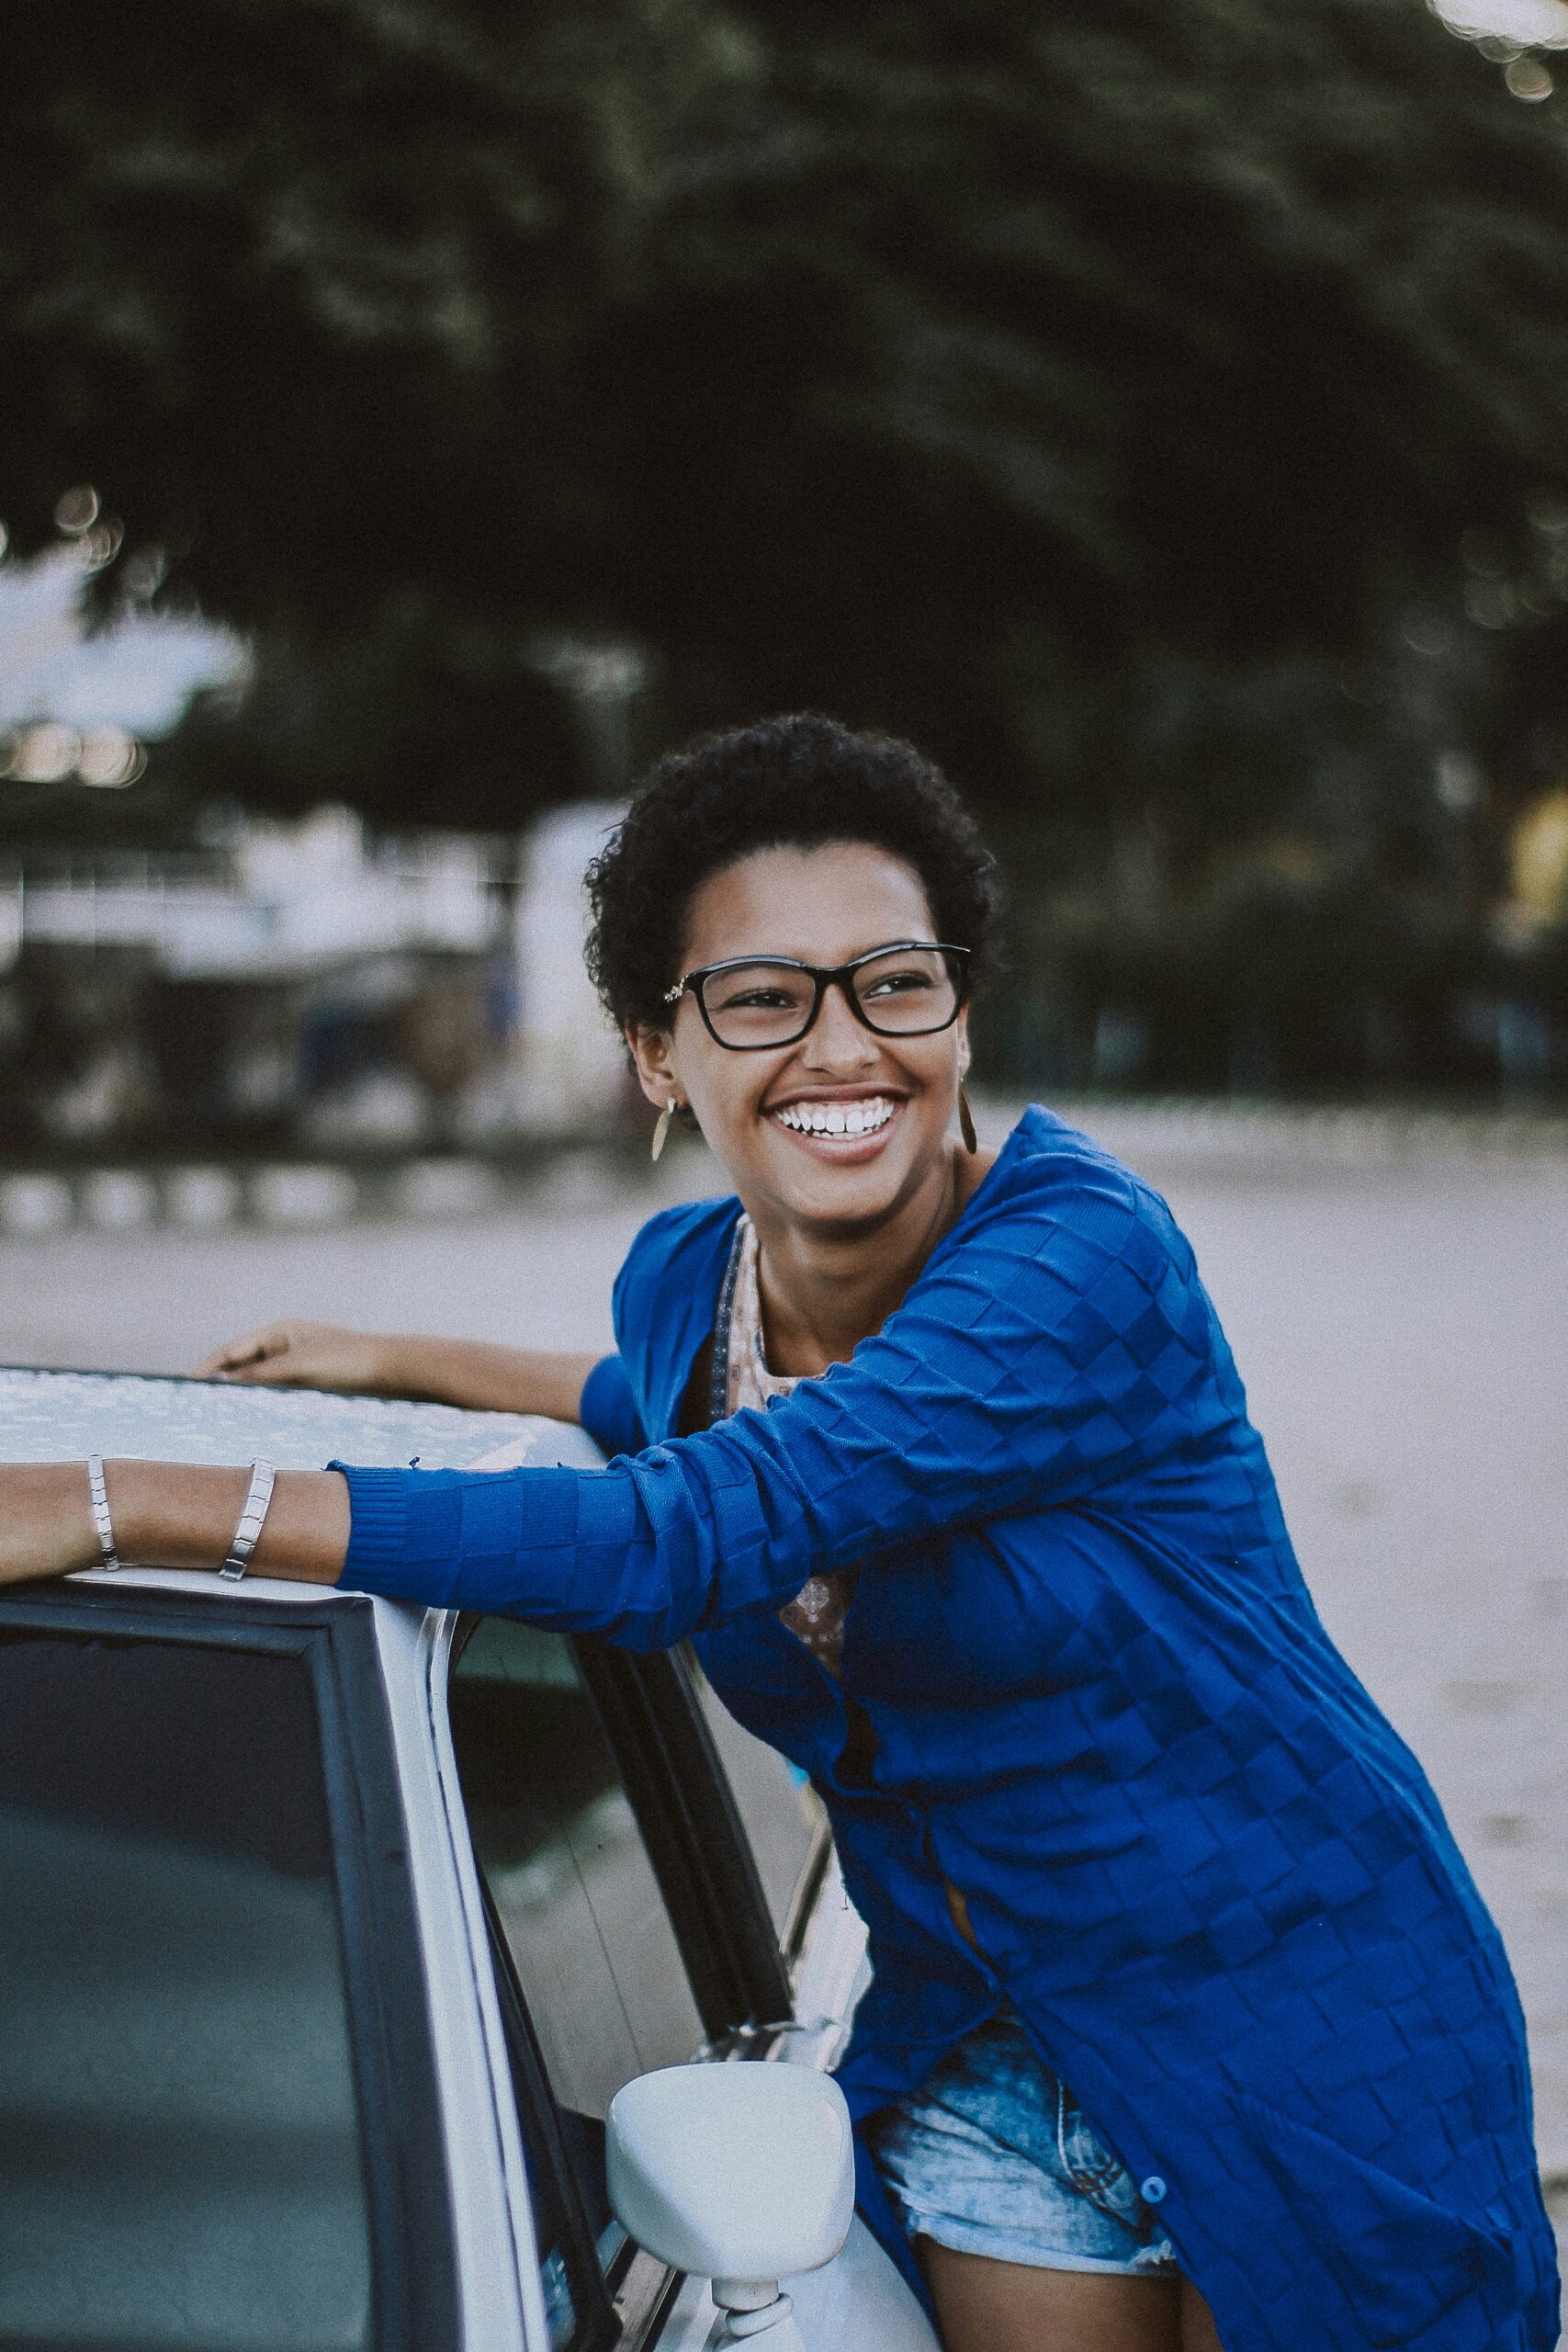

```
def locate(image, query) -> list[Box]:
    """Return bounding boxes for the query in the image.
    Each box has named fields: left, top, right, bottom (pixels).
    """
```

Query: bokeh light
left=75, top=724, right=144, bottom=789
left=52, top=485, right=100, bottom=536
left=73, top=517, right=124, bottom=572
left=0, top=721, right=144, bottom=788
left=9, top=723, right=80, bottom=784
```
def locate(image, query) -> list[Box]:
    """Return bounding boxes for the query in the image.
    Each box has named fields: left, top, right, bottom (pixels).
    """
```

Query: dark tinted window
left=448, top=1621, right=704, bottom=2261
left=0, top=1628, right=373, bottom=2352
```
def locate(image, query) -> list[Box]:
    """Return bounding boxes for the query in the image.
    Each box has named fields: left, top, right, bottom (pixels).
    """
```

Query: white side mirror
left=607, top=2064, right=855, bottom=2347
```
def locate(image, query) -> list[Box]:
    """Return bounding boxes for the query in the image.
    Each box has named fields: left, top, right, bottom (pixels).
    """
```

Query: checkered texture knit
left=337, top=1107, right=1558, bottom=2349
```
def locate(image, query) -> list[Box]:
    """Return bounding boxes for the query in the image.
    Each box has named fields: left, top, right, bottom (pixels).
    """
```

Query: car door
left=439, top=1611, right=938, bottom=2352
left=0, top=1363, right=607, bottom=2352
left=0, top=1367, right=933, bottom=2348
left=444, top=1614, right=737, bottom=2352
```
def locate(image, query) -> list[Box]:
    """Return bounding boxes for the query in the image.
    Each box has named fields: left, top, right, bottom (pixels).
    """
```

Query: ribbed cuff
left=329, top=1462, right=414, bottom=1597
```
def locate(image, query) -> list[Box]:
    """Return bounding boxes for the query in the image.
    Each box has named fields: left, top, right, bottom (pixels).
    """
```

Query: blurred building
left=508, top=802, right=627, bottom=1135
left=0, top=810, right=505, bottom=1151
left=0, top=798, right=642, bottom=1155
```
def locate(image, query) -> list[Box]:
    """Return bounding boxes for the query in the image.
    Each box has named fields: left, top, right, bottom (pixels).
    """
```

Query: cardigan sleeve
left=578, top=1353, right=648, bottom=1459
left=332, top=1161, right=1221, bottom=1650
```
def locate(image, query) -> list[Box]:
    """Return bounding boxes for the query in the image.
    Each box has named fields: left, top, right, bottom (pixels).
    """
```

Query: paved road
left=5, top=1106, right=1566, bottom=2213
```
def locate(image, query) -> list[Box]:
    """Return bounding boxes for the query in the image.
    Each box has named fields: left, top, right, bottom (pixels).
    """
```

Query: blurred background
left=6, top=0, right=1568, bottom=1171
left=4, top=0, right=1568, bottom=2242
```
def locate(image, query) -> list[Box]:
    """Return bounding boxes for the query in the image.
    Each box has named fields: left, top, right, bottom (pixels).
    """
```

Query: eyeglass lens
left=698, top=946, right=960, bottom=1047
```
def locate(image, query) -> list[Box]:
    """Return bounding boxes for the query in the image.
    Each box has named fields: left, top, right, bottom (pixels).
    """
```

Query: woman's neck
left=750, top=1142, right=995, bottom=1375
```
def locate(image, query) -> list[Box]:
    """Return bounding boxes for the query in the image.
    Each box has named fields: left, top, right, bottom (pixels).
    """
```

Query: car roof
left=3, top=1365, right=604, bottom=1612
left=0, top=1363, right=589, bottom=1474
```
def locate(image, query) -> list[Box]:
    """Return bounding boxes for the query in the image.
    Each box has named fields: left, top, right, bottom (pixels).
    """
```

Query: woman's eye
left=863, top=970, right=933, bottom=997
left=722, top=988, right=797, bottom=1011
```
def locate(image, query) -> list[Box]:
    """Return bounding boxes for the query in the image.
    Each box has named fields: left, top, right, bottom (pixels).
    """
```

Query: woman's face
left=630, top=842, right=970, bottom=1236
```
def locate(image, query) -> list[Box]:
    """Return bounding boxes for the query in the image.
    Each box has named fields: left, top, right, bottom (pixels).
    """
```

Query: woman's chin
left=751, top=1113, right=938, bottom=1224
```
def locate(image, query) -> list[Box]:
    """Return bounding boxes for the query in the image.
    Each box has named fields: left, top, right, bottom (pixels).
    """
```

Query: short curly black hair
left=584, top=713, right=999, bottom=1032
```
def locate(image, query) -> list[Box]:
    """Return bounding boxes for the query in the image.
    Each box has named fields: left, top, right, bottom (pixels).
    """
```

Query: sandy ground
left=4, top=1102, right=1566, bottom=2221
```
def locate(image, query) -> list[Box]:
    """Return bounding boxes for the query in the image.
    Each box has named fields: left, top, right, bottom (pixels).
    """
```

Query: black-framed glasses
left=664, top=940, right=971, bottom=1051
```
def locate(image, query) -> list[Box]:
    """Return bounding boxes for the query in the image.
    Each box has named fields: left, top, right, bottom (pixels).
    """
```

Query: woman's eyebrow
left=696, top=938, right=935, bottom=968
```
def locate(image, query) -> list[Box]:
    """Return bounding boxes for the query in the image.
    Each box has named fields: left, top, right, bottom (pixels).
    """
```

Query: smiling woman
left=587, top=718, right=998, bottom=1375
left=0, top=716, right=1557, bottom=2352
left=621, top=840, right=987, bottom=1374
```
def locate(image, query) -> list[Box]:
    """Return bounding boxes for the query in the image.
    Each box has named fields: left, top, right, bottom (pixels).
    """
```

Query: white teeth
left=774, top=1097, right=895, bottom=1137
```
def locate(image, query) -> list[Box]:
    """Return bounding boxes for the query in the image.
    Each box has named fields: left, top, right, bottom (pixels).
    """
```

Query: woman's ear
left=626, top=1022, right=680, bottom=1111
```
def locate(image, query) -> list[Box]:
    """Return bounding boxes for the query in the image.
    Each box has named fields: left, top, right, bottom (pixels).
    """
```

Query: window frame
left=0, top=1582, right=460, bottom=2352
left=570, top=1637, right=797, bottom=2037
left=674, top=1645, right=836, bottom=1979
left=446, top=1617, right=833, bottom=2347
left=448, top=1616, right=802, bottom=2047
left=474, top=1874, right=624, bottom=2352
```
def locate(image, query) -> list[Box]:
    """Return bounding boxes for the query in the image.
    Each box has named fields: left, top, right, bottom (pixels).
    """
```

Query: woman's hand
left=194, top=1319, right=397, bottom=1395
left=0, top=1464, right=99, bottom=1586
left=197, top=1323, right=600, bottom=1422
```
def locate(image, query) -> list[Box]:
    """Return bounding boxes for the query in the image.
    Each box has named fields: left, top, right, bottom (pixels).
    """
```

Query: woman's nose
left=802, top=979, right=878, bottom=1069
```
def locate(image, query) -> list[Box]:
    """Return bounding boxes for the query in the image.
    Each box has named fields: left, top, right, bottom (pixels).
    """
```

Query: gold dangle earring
left=958, top=1081, right=978, bottom=1155
left=651, top=1098, right=677, bottom=1162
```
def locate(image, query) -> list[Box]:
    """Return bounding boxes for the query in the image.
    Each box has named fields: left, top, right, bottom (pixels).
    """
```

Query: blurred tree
left=612, top=0, right=1568, bottom=836
left=0, top=0, right=750, bottom=826
left=4, top=0, right=1568, bottom=856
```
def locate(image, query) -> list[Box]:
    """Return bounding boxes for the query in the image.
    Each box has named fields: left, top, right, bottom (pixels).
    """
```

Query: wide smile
left=767, top=1093, right=904, bottom=1161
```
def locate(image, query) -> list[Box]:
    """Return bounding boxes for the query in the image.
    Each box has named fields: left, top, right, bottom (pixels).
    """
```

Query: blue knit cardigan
left=338, top=1107, right=1557, bottom=2350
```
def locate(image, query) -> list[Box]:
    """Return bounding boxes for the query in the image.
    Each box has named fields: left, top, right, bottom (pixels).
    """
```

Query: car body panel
left=0, top=1370, right=938, bottom=2352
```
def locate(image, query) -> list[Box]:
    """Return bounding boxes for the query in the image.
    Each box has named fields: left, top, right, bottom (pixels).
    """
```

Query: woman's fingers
left=192, top=1322, right=301, bottom=1380
left=192, top=1321, right=382, bottom=1394
left=215, top=1356, right=310, bottom=1386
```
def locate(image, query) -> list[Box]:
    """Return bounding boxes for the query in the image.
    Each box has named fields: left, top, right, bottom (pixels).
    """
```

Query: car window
left=686, top=1657, right=829, bottom=1963
left=447, top=1619, right=705, bottom=2256
left=0, top=1626, right=374, bottom=2352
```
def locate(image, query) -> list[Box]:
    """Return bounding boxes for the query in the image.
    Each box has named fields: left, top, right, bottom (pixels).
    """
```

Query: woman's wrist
left=107, top=1460, right=250, bottom=1570
left=47, top=1463, right=104, bottom=1574
left=364, top=1332, right=415, bottom=1398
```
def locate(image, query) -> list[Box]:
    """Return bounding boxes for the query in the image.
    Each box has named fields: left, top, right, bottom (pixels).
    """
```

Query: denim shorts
left=863, top=2006, right=1179, bottom=2276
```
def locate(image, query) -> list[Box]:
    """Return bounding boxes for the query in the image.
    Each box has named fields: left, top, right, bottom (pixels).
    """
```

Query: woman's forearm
left=375, top=1337, right=600, bottom=1422
left=6, top=1460, right=352, bottom=1586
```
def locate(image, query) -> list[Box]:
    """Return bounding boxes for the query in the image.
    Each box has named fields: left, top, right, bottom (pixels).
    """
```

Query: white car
left=0, top=1367, right=938, bottom=2352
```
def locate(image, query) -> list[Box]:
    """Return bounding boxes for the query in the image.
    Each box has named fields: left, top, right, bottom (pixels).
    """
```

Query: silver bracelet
left=219, top=1460, right=276, bottom=1581
left=85, top=1456, right=121, bottom=1572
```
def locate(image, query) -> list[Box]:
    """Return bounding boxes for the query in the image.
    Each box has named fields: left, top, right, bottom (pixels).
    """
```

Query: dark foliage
left=4, top=0, right=1568, bottom=864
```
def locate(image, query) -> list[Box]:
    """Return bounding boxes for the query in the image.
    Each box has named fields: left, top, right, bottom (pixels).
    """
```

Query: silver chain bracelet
left=219, top=1459, right=276, bottom=1581
left=85, top=1456, right=121, bottom=1572
left=83, top=1456, right=277, bottom=1581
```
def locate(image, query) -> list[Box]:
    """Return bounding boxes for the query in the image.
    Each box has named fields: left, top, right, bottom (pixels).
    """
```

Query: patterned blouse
left=723, top=1216, right=859, bottom=1678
